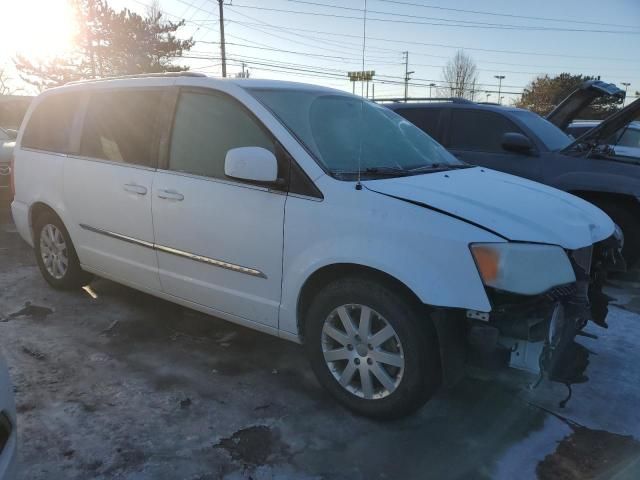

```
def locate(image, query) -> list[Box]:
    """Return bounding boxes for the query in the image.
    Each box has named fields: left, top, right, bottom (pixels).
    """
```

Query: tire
left=594, top=200, right=640, bottom=268
left=304, top=277, right=441, bottom=420
left=33, top=211, right=92, bottom=290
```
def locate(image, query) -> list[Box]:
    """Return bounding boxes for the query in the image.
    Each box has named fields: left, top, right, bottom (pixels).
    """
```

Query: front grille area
left=0, top=412, right=11, bottom=454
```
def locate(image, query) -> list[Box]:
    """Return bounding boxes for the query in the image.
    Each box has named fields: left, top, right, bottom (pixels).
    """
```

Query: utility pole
left=494, top=75, right=505, bottom=104
left=428, top=83, right=436, bottom=98
left=621, top=82, right=631, bottom=106
left=403, top=51, right=414, bottom=102
left=218, top=0, right=227, bottom=78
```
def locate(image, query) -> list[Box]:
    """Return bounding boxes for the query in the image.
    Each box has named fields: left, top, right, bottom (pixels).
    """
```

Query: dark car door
left=445, top=109, right=543, bottom=182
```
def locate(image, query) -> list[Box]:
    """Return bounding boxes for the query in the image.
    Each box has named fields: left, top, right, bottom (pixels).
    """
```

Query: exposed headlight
left=470, top=243, right=576, bottom=295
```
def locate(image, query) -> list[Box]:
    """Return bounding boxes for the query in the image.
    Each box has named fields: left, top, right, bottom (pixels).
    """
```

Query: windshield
left=248, top=88, right=463, bottom=178
left=511, top=110, right=573, bottom=151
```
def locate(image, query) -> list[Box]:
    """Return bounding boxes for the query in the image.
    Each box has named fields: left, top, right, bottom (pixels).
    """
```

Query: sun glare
left=0, top=0, right=77, bottom=60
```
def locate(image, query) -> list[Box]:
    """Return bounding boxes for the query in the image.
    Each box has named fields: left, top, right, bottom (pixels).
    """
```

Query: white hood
left=365, top=167, right=614, bottom=250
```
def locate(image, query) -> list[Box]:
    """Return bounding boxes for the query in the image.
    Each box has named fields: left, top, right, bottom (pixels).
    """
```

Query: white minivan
left=11, top=73, right=622, bottom=418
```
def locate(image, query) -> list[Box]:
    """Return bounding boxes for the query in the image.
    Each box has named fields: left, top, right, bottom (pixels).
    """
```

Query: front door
left=446, top=109, right=542, bottom=182
left=151, top=88, right=286, bottom=327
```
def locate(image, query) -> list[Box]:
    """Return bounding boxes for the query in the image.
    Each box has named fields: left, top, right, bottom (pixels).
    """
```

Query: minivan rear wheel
left=304, top=277, right=440, bottom=419
left=34, top=212, right=92, bottom=290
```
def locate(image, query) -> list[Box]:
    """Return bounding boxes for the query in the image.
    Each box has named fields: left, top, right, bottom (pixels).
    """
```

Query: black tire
left=304, top=277, right=441, bottom=420
left=33, top=211, right=92, bottom=290
left=594, top=200, right=640, bottom=268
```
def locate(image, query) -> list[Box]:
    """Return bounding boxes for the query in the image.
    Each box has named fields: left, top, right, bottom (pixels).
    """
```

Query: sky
left=1, top=0, right=639, bottom=104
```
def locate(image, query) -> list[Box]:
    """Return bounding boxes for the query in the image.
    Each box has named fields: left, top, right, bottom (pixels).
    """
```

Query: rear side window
left=449, top=110, right=523, bottom=152
left=394, top=108, right=443, bottom=142
left=80, top=89, right=163, bottom=167
left=169, top=91, right=274, bottom=179
left=22, top=93, right=80, bottom=153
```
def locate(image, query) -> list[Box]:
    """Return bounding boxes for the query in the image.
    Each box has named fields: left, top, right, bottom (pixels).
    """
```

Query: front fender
left=278, top=184, right=502, bottom=337
left=553, top=171, right=640, bottom=198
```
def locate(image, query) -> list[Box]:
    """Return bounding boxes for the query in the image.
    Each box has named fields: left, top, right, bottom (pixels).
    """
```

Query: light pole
left=494, top=75, right=505, bottom=104
left=621, top=82, right=631, bottom=106
left=486, top=92, right=491, bottom=102
left=428, top=83, right=436, bottom=98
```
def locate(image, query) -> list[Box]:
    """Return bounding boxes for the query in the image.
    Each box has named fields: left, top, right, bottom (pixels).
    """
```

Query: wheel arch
left=29, top=201, right=64, bottom=239
left=569, top=190, right=640, bottom=212
left=296, top=263, right=426, bottom=340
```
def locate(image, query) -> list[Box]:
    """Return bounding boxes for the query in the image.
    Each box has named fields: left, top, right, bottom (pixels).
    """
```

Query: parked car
left=387, top=82, right=640, bottom=266
left=0, top=352, right=17, bottom=480
left=11, top=73, right=622, bottom=418
left=0, top=128, right=16, bottom=206
left=567, top=120, right=640, bottom=160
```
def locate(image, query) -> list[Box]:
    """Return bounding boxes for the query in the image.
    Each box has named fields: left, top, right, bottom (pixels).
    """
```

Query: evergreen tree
left=15, top=0, right=194, bottom=91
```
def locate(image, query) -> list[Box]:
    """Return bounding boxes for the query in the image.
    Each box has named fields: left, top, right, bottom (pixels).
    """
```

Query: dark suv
left=387, top=90, right=640, bottom=266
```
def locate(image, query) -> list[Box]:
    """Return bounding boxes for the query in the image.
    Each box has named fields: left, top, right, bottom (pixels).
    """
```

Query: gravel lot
left=1, top=207, right=640, bottom=480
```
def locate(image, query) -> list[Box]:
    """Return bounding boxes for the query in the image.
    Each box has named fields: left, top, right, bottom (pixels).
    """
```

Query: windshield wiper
left=408, top=163, right=473, bottom=173
left=333, top=166, right=411, bottom=178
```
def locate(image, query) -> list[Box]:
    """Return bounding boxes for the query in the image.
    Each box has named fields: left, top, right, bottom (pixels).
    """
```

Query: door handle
left=124, top=183, right=147, bottom=195
left=157, top=189, right=184, bottom=201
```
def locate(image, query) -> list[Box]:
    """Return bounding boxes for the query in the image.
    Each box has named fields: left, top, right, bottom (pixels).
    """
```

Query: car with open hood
left=11, top=74, right=622, bottom=418
left=387, top=80, right=640, bottom=267
left=567, top=120, right=640, bottom=160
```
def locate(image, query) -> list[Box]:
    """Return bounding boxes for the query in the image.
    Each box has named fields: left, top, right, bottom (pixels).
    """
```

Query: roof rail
left=374, top=97, right=474, bottom=104
left=66, top=71, right=207, bottom=85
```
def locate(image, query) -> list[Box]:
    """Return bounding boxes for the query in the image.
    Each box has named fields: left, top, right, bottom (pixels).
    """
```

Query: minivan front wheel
left=34, top=212, right=92, bottom=290
left=305, top=277, right=440, bottom=419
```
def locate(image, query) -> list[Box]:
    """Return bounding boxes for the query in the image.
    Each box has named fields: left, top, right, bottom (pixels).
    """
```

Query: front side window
left=510, top=110, right=572, bottom=151
left=80, top=89, right=163, bottom=166
left=248, top=89, right=461, bottom=179
left=169, top=91, right=274, bottom=179
left=450, top=110, right=526, bottom=153
left=22, top=93, right=81, bottom=153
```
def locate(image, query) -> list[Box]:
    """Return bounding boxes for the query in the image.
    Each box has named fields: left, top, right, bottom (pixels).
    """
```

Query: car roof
left=385, top=101, right=527, bottom=114
left=49, top=73, right=343, bottom=96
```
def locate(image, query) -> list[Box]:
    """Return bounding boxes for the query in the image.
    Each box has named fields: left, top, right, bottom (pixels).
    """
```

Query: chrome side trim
left=79, top=224, right=266, bottom=278
left=79, top=224, right=155, bottom=249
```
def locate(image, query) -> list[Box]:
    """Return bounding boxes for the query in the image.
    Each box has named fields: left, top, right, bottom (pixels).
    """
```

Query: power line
left=214, top=17, right=636, bottom=62
left=227, top=2, right=640, bottom=35
left=372, top=0, right=640, bottom=29
left=286, top=0, right=640, bottom=32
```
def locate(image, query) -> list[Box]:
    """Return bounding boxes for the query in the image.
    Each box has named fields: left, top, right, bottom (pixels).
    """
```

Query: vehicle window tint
left=80, top=89, right=162, bottom=166
left=617, top=127, right=640, bottom=148
left=394, top=108, right=442, bottom=141
left=450, top=110, right=524, bottom=152
left=169, top=91, right=274, bottom=179
left=22, top=93, right=80, bottom=153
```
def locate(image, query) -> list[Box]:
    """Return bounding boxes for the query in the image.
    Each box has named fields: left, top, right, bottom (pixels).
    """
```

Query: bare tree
left=441, top=50, right=478, bottom=100
left=0, top=68, right=21, bottom=95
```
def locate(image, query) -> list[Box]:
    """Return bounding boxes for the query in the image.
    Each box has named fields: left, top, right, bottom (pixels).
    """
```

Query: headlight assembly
left=470, top=243, right=576, bottom=295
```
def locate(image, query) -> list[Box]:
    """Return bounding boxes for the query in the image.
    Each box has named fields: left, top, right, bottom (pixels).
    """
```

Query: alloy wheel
left=321, top=304, right=405, bottom=400
left=40, top=224, right=69, bottom=280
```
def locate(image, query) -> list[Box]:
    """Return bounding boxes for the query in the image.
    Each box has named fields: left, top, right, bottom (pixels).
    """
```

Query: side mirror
left=224, top=147, right=278, bottom=183
left=501, top=132, right=534, bottom=154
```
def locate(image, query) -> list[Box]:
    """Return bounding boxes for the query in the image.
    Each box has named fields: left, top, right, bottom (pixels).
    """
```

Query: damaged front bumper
left=466, top=231, right=625, bottom=397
